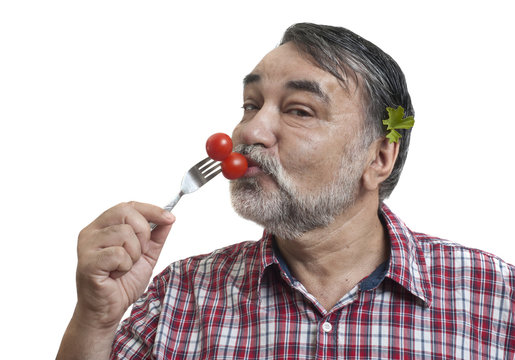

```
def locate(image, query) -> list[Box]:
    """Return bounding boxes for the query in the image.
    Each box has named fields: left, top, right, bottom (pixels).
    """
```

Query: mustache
left=234, top=144, right=280, bottom=176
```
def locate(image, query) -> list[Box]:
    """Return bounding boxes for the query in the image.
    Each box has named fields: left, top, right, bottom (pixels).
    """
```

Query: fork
left=150, top=157, right=222, bottom=231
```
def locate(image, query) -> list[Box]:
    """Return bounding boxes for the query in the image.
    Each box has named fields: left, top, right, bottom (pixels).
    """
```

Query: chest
left=152, top=279, right=512, bottom=359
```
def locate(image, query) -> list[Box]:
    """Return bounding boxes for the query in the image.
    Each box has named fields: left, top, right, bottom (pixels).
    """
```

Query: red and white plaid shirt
left=112, top=205, right=515, bottom=359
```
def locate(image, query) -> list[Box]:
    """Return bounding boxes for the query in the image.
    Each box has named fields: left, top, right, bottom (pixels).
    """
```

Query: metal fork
left=150, top=157, right=221, bottom=230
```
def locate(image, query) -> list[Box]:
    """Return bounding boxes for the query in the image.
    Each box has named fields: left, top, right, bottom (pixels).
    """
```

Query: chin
left=229, top=177, right=337, bottom=241
left=229, top=178, right=272, bottom=224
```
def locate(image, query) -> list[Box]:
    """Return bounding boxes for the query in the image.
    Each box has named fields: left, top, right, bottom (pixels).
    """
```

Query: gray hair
left=280, top=23, right=414, bottom=201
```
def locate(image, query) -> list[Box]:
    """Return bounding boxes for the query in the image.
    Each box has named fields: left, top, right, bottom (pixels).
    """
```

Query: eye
left=285, top=103, right=315, bottom=118
left=288, top=108, right=312, bottom=117
left=242, top=103, right=259, bottom=112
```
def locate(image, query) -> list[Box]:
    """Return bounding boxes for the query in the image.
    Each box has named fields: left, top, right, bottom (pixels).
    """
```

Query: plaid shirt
left=112, top=205, right=515, bottom=359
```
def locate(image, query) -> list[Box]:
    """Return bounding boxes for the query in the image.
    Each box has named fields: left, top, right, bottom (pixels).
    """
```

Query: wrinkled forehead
left=245, top=42, right=362, bottom=97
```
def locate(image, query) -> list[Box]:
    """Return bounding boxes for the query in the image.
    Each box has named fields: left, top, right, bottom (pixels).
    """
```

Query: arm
left=56, top=202, right=175, bottom=360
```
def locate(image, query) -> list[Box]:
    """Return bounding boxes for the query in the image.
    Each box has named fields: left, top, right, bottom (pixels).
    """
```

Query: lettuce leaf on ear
left=382, top=106, right=415, bottom=143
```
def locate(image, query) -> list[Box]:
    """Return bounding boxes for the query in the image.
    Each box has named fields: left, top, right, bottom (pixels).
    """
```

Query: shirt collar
left=256, top=205, right=433, bottom=307
left=380, top=203, right=433, bottom=307
left=259, top=231, right=280, bottom=274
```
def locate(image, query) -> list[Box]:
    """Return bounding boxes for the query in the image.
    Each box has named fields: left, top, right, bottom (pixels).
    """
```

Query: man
left=57, top=23, right=514, bottom=359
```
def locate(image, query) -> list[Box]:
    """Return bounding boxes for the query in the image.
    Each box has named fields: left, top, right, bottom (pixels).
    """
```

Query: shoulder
left=143, top=239, right=266, bottom=317
left=413, top=231, right=515, bottom=290
left=381, top=204, right=512, bottom=286
left=155, top=239, right=264, bottom=290
left=175, top=239, right=261, bottom=274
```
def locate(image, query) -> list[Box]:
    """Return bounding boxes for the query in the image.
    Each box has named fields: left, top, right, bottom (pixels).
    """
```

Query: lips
left=242, top=156, right=262, bottom=177
left=245, top=157, right=260, bottom=168
left=235, top=144, right=277, bottom=178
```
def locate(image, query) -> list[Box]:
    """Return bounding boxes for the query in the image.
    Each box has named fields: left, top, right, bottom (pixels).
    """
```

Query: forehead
left=246, top=42, right=359, bottom=97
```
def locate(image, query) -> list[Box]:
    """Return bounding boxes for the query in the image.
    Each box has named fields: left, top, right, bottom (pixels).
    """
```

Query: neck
left=275, top=192, right=389, bottom=310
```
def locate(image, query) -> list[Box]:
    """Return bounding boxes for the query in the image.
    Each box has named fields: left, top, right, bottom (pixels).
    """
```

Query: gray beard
left=230, top=144, right=366, bottom=240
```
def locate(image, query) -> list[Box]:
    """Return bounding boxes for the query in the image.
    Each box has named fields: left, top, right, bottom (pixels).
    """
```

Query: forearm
left=56, top=308, right=119, bottom=360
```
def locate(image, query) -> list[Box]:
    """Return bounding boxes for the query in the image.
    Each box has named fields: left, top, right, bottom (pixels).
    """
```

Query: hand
left=74, top=201, right=175, bottom=330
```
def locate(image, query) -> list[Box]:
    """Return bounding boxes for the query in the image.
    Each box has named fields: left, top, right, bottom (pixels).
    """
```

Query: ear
left=362, top=137, right=400, bottom=192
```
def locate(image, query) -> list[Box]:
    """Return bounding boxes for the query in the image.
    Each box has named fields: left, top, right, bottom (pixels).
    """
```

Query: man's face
left=230, top=42, right=369, bottom=240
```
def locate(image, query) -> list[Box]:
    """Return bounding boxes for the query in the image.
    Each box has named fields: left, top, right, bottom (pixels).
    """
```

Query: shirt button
left=321, top=321, right=332, bottom=333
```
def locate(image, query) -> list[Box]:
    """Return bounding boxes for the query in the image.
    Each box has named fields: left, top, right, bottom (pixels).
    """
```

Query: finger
left=130, top=201, right=175, bottom=227
left=124, top=203, right=175, bottom=255
left=93, top=246, right=133, bottom=275
left=90, top=224, right=142, bottom=264
left=85, top=202, right=175, bottom=265
left=150, top=222, right=173, bottom=243
left=91, top=203, right=153, bottom=258
left=110, top=249, right=133, bottom=279
left=94, top=202, right=174, bottom=246
left=94, top=202, right=149, bottom=233
left=93, top=202, right=173, bottom=229
left=142, top=222, right=174, bottom=262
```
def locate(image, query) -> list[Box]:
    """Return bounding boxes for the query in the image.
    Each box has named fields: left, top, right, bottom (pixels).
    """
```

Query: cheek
left=278, top=129, right=351, bottom=189
left=278, top=135, right=331, bottom=176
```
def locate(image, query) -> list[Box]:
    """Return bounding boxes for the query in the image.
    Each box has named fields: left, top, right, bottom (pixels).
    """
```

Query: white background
left=1, top=0, right=514, bottom=357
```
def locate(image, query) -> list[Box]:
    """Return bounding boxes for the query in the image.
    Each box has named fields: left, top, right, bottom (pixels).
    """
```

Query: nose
left=233, top=106, right=278, bottom=148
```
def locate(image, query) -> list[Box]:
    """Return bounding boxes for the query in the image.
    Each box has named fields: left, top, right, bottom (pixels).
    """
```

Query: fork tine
left=195, top=156, right=213, bottom=168
left=200, top=160, right=219, bottom=172
left=205, top=168, right=222, bottom=181
left=202, top=163, right=221, bottom=178
left=152, top=157, right=222, bottom=231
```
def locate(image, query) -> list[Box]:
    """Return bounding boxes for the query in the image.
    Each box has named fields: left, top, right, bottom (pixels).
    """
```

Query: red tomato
left=221, top=152, right=248, bottom=179
left=206, top=133, right=233, bottom=161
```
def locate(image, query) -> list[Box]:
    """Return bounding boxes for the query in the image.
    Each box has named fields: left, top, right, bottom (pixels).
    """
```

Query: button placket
left=316, top=315, right=338, bottom=358
left=321, top=321, right=333, bottom=333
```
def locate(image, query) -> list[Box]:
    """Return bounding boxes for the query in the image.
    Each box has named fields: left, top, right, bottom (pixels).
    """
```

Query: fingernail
left=163, top=212, right=175, bottom=221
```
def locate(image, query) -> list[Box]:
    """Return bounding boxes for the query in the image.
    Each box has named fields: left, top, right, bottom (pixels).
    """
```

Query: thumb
left=143, top=213, right=175, bottom=263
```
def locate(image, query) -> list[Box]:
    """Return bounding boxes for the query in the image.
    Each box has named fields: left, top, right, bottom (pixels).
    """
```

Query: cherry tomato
left=221, top=152, right=248, bottom=179
left=206, top=133, right=233, bottom=161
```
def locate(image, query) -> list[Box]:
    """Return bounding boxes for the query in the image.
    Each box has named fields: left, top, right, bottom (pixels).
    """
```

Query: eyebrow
left=243, top=73, right=260, bottom=86
left=285, top=80, right=330, bottom=103
left=243, top=73, right=329, bottom=104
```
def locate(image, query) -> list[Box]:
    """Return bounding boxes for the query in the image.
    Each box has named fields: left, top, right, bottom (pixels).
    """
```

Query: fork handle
left=150, top=192, right=183, bottom=231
